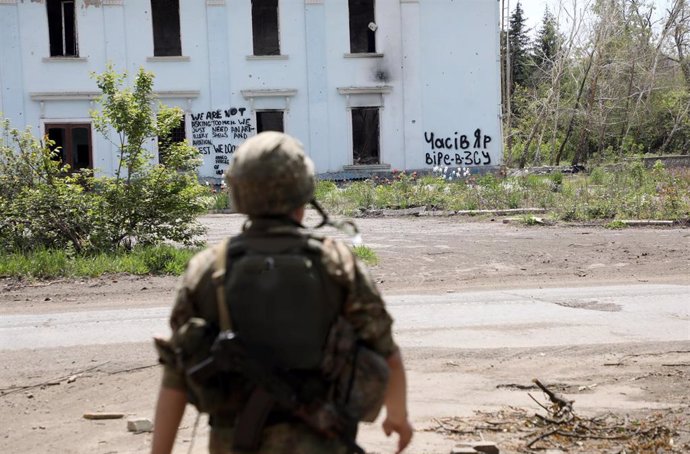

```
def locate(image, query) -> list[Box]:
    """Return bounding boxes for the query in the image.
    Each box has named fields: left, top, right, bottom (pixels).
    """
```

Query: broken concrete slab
left=126, top=418, right=153, bottom=433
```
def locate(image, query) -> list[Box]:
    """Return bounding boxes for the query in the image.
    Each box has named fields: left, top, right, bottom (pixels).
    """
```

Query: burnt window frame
left=44, top=122, right=93, bottom=170
left=351, top=107, right=380, bottom=165
left=251, top=0, right=281, bottom=56
left=348, top=0, right=376, bottom=54
left=46, top=0, right=79, bottom=57
left=150, top=0, right=183, bottom=57
left=158, top=117, right=187, bottom=165
left=255, top=110, right=285, bottom=133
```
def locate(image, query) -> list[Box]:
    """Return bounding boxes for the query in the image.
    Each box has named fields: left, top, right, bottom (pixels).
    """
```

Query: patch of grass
left=353, top=245, right=379, bottom=266
left=316, top=165, right=690, bottom=222
left=605, top=220, right=627, bottom=229
left=209, top=192, right=231, bottom=211
left=0, top=245, right=198, bottom=279
left=519, top=215, right=541, bottom=226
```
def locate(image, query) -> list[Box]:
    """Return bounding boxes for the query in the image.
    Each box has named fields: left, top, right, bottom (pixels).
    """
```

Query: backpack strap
left=212, top=238, right=233, bottom=331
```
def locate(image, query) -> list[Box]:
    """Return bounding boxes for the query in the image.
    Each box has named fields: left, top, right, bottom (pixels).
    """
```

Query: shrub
left=0, top=66, right=208, bottom=255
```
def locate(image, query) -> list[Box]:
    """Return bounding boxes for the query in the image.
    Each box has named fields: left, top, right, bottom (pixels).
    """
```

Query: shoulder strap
left=212, top=238, right=233, bottom=331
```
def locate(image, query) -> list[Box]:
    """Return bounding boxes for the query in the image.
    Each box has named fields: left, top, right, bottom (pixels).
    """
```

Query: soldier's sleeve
left=159, top=247, right=216, bottom=390
left=322, top=238, right=398, bottom=358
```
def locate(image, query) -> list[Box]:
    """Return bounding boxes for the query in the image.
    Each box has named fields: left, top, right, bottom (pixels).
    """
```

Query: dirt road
left=1, top=214, right=689, bottom=453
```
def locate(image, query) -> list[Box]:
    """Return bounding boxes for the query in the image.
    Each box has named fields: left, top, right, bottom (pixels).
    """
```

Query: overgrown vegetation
left=0, top=66, right=209, bottom=277
left=316, top=165, right=690, bottom=222
left=504, top=0, right=690, bottom=167
left=0, top=245, right=197, bottom=279
left=353, top=245, right=379, bottom=266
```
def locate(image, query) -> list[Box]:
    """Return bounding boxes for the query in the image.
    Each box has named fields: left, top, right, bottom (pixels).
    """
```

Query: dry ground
left=1, top=213, right=689, bottom=453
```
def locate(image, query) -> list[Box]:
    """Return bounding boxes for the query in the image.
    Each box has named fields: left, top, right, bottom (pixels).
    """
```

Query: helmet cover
left=226, top=132, right=315, bottom=216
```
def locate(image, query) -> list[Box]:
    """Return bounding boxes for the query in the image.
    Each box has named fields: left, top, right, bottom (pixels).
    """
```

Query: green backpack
left=158, top=229, right=389, bottom=424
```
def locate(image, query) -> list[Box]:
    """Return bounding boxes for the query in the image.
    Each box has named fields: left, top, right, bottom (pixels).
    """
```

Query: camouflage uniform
left=161, top=218, right=397, bottom=454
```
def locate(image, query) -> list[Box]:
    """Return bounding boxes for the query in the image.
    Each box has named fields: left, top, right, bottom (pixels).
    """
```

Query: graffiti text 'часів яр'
left=424, top=128, right=493, bottom=166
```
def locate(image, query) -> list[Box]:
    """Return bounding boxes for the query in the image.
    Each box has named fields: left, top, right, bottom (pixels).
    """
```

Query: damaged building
left=0, top=0, right=502, bottom=180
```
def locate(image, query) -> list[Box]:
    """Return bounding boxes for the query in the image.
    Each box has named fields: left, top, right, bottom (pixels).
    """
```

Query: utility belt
left=209, top=408, right=295, bottom=429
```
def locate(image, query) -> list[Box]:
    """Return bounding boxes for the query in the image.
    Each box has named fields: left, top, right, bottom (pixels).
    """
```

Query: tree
left=0, top=66, right=209, bottom=254
left=90, top=65, right=208, bottom=249
left=509, top=1, right=533, bottom=92
left=0, top=121, right=97, bottom=252
left=533, top=8, right=560, bottom=76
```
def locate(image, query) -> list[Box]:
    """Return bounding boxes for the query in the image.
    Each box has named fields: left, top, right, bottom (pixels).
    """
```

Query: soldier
left=151, top=132, right=413, bottom=454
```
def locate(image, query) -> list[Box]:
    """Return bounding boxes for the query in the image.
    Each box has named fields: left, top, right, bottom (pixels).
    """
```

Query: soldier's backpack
left=158, top=227, right=389, bottom=427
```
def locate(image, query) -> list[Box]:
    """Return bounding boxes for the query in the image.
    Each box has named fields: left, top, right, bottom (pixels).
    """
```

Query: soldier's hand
left=382, top=415, right=413, bottom=453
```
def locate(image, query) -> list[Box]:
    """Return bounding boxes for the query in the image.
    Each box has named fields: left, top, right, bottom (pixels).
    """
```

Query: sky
left=514, top=0, right=675, bottom=35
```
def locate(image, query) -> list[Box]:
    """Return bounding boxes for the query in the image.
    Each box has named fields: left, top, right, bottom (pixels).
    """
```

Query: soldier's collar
left=243, top=216, right=304, bottom=233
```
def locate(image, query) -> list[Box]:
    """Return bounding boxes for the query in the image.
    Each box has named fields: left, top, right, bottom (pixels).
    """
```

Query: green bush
left=0, top=66, right=208, bottom=255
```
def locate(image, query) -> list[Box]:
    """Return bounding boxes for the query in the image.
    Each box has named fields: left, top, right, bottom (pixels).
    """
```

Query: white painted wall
left=0, top=0, right=502, bottom=180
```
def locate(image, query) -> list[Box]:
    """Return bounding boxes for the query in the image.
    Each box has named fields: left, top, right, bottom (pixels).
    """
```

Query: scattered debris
left=108, top=364, right=158, bottom=375
left=0, top=362, right=110, bottom=399
left=429, top=379, right=683, bottom=452
left=127, top=418, right=153, bottom=433
left=619, top=220, right=675, bottom=226
left=453, top=441, right=499, bottom=454
left=577, top=383, right=598, bottom=392
left=83, top=413, right=124, bottom=420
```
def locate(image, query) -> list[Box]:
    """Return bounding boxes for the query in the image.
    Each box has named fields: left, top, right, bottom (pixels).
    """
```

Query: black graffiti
left=213, top=143, right=236, bottom=154
left=425, top=150, right=491, bottom=166
left=424, top=129, right=492, bottom=151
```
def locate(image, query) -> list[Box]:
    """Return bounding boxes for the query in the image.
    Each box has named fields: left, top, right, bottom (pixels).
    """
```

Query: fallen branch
left=108, top=363, right=158, bottom=375
left=0, top=362, right=110, bottom=398
left=533, top=378, right=574, bottom=415
left=526, top=428, right=560, bottom=448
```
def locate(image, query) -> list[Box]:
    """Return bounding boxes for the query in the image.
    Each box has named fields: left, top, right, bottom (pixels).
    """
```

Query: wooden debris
left=620, top=220, right=674, bottom=226
left=83, top=412, right=125, bottom=420
left=428, top=382, right=680, bottom=453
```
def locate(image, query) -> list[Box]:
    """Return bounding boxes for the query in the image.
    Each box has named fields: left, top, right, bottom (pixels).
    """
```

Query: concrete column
left=303, top=0, right=330, bottom=170
left=0, top=1, right=27, bottom=128
left=400, top=0, right=423, bottom=169
left=102, top=1, right=127, bottom=71
left=206, top=0, right=231, bottom=106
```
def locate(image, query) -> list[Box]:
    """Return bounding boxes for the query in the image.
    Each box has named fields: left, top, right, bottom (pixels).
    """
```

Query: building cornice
left=240, top=89, right=297, bottom=99
left=30, top=92, right=101, bottom=101
left=337, top=86, right=392, bottom=95
left=30, top=90, right=200, bottom=102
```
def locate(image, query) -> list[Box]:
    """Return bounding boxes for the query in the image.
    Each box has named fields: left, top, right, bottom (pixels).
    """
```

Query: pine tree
left=533, top=8, right=559, bottom=74
left=508, top=1, right=532, bottom=92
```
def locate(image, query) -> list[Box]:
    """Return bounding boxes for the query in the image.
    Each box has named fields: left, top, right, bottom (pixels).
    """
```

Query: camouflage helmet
left=226, top=131, right=315, bottom=216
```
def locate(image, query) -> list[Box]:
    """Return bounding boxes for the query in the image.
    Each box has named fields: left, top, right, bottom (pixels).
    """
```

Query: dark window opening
left=158, top=118, right=186, bottom=165
left=47, top=0, right=78, bottom=57
left=252, top=0, right=280, bottom=56
left=351, top=107, right=380, bottom=165
left=256, top=111, right=284, bottom=133
left=151, top=0, right=182, bottom=56
left=348, top=0, right=376, bottom=53
left=45, top=123, right=92, bottom=170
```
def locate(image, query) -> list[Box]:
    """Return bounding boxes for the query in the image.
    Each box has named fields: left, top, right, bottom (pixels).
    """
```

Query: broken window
left=47, top=0, right=78, bottom=57
left=45, top=123, right=92, bottom=170
left=151, top=0, right=182, bottom=56
left=252, top=0, right=280, bottom=56
left=256, top=111, right=284, bottom=133
left=348, top=0, right=376, bottom=53
left=351, top=107, right=380, bottom=165
left=158, top=118, right=186, bottom=165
